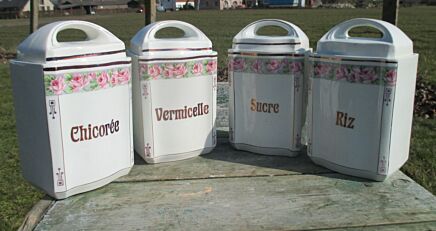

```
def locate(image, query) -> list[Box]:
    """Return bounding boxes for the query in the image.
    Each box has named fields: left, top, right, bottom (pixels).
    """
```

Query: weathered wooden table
left=21, top=84, right=436, bottom=230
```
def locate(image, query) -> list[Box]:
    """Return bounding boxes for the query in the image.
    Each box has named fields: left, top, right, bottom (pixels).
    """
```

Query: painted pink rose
left=192, top=62, right=203, bottom=75
left=314, top=63, right=332, bottom=78
left=231, top=58, right=245, bottom=71
left=266, top=59, right=281, bottom=73
left=384, top=69, right=397, bottom=86
left=140, top=64, right=148, bottom=76
left=251, top=59, right=262, bottom=73
left=348, top=67, right=361, bottom=82
left=206, top=60, right=217, bottom=74
left=70, top=73, right=89, bottom=92
left=97, top=71, right=109, bottom=89
left=173, top=64, right=188, bottom=78
left=110, top=70, right=119, bottom=86
left=117, top=68, right=130, bottom=84
left=87, top=72, right=97, bottom=80
left=289, top=62, right=303, bottom=75
left=49, top=76, right=66, bottom=95
left=359, top=67, right=377, bottom=84
left=148, top=64, right=162, bottom=80
left=163, top=64, right=174, bottom=78
left=335, top=66, right=349, bottom=81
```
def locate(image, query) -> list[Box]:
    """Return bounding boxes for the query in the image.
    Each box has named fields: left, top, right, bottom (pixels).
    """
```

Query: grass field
left=0, top=6, right=435, bottom=230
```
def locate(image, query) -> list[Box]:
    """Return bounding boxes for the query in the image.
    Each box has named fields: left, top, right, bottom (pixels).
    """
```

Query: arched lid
left=230, top=19, right=310, bottom=54
left=16, top=20, right=126, bottom=64
left=316, top=18, right=414, bottom=59
left=130, top=20, right=213, bottom=57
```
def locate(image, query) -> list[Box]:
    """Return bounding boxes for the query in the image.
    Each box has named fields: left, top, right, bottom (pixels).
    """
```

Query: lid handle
left=325, top=18, right=394, bottom=43
left=50, top=20, right=120, bottom=47
left=144, top=20, right=209, bottom=41
left=235, top=19, right=303, bottom=38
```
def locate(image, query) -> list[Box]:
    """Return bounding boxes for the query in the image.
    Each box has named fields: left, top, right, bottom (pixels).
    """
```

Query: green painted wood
left=35, top=172, right=436, bottom=231
left=18, top=196, right=53, bottom=231
left=116, top=137, right=330, bottom=183
left=331, top=221, right=436, bottom=231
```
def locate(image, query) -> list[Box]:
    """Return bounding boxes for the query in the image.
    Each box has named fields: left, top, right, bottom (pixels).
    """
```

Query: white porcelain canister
left=228, top=19, right=310, bottom=156
left=10, top=21, right=134, bottom=199
left=130, top=20, right=217, bottom=163
left=307, top=18, right=418, bottom=181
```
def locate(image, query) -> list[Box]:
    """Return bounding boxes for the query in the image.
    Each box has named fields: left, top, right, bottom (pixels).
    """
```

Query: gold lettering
left=336, top=111, right=344, bottom=126
left=250, top=98, right=279, bottom=114
left=273, top=104, right=279, bottom=113
left=71, top=126, right=79, bottom=142
left=348, top=117, right=355, bottom=129
left=336, top=111, right=355, bottom=129
left=155, top=108, right=163, bottom=121
left=163, top=111, right=169, bottom=121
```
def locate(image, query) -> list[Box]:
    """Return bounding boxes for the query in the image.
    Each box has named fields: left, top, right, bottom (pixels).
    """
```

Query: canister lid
left=316, top=18, right=414, bottom=59
left=230, top=19, right=310, bottom=54
left=130, top=20, right=213, bottom=57
left=16, top=20, right=125, bottom=64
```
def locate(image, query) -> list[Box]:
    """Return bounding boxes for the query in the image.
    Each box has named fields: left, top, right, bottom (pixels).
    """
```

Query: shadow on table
left=133, top=130, right=372, bottom=183
left=204, top=130, right=377, bottom=183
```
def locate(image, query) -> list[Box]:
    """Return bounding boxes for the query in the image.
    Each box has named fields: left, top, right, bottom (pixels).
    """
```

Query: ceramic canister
left=307, top=18, right=419, bottom=181
left=10, top=21, right=134, bottom=199
left=228, top=19, right=311, bottom=156
left=130, top=20, right=217, bottom=163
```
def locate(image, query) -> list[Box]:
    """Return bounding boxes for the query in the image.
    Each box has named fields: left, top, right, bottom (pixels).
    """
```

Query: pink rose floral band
left=309, top=57, right=398, bottom=86
left=140, top=58, right=218, bottom=81
left=44, top=66, right=131, bottom=96
left=229, top=56, right=304, bottom=76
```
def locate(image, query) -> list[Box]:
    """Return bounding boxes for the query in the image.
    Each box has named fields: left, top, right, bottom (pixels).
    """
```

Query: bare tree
left=30, top=0, right=38, bottom=33
left=382, top=0, right=399, bottom=25
left=195, top=0, right=201, bottom=10
left=145, top=0, right=156, bottom=25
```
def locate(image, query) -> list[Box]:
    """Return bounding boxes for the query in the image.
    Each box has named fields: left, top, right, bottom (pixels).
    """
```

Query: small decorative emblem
left=145, top=143, right=152, bottom=157
left=48, top=100, right=57, bottom=119
left=212, top=131, right=217, bottom=145
left=383, top=87, right=393, bottom=106
left=294, top=76, right=300, bottom=92
left=295, top=133, right=301, bottom=148
left=56, top=168, right=64, bottom=186
left=213, top=76, right=217, bottom=90
left=142, top=83, right=149, bottom=99
left=378, top=156, right=387, bottom=174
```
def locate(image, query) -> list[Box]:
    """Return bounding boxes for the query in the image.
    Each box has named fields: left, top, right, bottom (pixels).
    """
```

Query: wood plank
left=116, top=137, right=330, bottom=183
left=35, top=172, right=436, bottom=230
left=331, top=221, right=436, bottom=231
left=18, top=197, right=53, bottom=231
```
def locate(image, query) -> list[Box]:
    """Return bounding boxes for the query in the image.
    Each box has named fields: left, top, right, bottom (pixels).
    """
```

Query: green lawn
left=0, top=6, right=435, bottom=230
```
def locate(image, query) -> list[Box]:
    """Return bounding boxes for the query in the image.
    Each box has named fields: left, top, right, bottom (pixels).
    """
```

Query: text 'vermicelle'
left=71, top=119, right=120, bottom=142
left=155, top=103, right=209, bottom=121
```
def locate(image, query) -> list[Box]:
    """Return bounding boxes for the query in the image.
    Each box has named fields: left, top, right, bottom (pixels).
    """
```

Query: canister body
left=307, top=54, right=418, bottom=181
left=130, top=20, right=218, bottom=163
left=10, top=21, right=133, bottom=199
left=11, top=59, right=133, bottom=199
left=132, top=55, right=217, bottom=163
left=229, top=54, right=305, bottom=156
left=307, top=18, right=419, bottom=181
left=228, top=19, right=310, bottom=156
